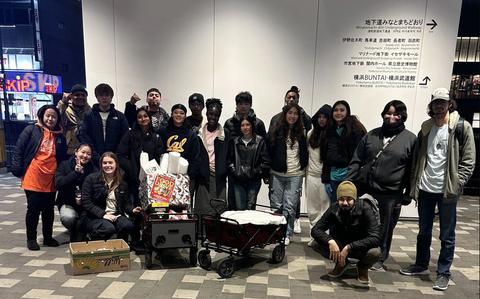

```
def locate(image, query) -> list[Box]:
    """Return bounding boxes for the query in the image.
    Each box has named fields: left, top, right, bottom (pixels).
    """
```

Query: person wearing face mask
left=55, top=143, right=97, bottom=242
left=322, top=100, right=366, bottom=203
left=311, top=181, right=381, bottom=284
left=227, top=115, right=270, bottom=210
left=124, top=88, right=170, bottom=132
left=267, top=103, right=308, bottom=245
left=195, top=98, right=230, bottom=216
left=58, top=84, right=92, bottom=155
left=81, top=152, right=141, bottom=242
left=347, top=100, right=416, bottom=271
left=78, top=83, right=129, bottom=165
left=12, top=105, right=68, bottom=251
left=268, top=86, right=312, bottom=134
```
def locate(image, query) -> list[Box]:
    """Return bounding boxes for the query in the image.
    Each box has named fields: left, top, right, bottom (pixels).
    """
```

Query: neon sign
left=0, top=71, right=62, bottom=93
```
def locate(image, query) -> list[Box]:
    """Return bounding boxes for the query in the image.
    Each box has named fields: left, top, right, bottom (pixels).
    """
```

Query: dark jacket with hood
left=227, top=134, right=270, bottom=181
left=81, top=172, right=132, bottom=219
left=321, top=124, right=365, bottom=183
left=224, top=109, right=267, bottom=139
left=347, top=125, right=416, bottom=195
left=269, top=107, right=312, bottom=134
left=197, top=123, right=230, bottom=197
left=11, top=124, right=68, bottom=178
left=78, top=104, right=129, bottom=163
left=55, top=157, right=97, bottom=213
left=311, top=198, right=381, bottom=252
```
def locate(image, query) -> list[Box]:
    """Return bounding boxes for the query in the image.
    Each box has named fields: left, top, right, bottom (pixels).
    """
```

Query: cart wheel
left=189, top=247, right=198, bottom=267
left=198, top=249, right=212, bottom=270
left=217, top=258, right=235, bottom=278
left=271, top=244, right=285, bottom=264
left=145, top=251, right=153, bottom=269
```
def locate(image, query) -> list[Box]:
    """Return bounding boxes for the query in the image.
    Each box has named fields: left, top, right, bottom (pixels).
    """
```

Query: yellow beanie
left=337, top=181, right=357, bottom=200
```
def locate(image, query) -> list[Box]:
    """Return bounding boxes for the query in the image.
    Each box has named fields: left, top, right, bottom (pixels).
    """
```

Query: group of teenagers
left=11, top=82, right=475, bottom=290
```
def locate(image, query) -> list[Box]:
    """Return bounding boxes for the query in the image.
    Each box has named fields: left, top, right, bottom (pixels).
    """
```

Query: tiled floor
left=0, top=173, right=478, bottom=298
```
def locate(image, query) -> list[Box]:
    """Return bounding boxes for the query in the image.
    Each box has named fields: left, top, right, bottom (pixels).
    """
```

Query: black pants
left=25, top=190, right=56, bottom=241
left=83, top=215, right=135, bottom=242
left=315, top=239, right=380, bottom=269
left=372, top=192, right=402, bottom=263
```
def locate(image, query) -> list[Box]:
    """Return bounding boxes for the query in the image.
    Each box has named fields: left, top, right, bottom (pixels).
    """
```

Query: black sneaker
left=433, top=274, right=450, bottom=291
left=27, top=240, right=40, bottom=251
left=399, top=264, right=430, bottom=276
left=43, top=238, right=60, bottom=247
left=370, top=261, right=386, bottom=272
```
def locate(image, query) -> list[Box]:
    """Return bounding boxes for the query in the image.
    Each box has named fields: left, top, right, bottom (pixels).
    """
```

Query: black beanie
left=71, top=84, right=88, bottom=95
left=189, top=93, right=205, bottom=105
left=171, top=103, right=187, bottom=114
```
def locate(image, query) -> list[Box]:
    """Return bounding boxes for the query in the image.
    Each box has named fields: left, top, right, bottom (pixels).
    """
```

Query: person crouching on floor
left=311, top=181, right=381, bottom=284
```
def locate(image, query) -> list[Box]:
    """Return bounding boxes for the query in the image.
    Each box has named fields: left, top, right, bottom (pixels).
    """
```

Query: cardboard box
left=69, top=239, right=130, bottom=275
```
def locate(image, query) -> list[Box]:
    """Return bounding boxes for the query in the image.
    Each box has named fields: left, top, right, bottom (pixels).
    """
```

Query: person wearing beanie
left=311, top=180, right=381, bottom=284
left=186, top=93, right=206, bottom=134
left=399, top=88, right=476, bottom=291
left=57, top=84, right=91, bottom=155
left=124, top=87, right=169, bottom=132
left=347, top=100, right=416, bottom=272
left=306, top=104, right=332, bottom=246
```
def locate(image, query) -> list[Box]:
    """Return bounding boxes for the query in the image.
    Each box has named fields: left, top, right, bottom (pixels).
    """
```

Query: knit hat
left=171, top=103, right=187, bottom=114
left=337, top=181, right=357, bottom=200
left=70, top=84, right=88, bottom=95
left=189, top=93, right=204, bottom=105
left=431, top=88, right=450, bottom=102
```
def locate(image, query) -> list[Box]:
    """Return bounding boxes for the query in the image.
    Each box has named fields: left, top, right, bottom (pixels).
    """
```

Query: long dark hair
left=271, top=103, right=304, bottom=149
left=309, top=104, right=332, bottom=149
left=328, top=100, right=367, bottom=149
left=237, top=115, right=256, bottom=138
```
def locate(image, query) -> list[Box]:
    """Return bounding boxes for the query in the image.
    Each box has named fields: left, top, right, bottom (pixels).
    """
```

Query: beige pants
left=305, top=174, right=330, bottom=230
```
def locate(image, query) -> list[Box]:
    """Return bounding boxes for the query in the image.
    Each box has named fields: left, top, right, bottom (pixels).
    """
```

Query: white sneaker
left=285, top=237, right=290, bottom=246
left=307, top=239, right=316, bottom=247
left=294, top=219, right=301, bottom=234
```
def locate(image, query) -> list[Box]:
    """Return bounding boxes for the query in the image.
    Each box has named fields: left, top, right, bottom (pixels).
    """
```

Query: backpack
left=359, top=194, right=381, bottom=225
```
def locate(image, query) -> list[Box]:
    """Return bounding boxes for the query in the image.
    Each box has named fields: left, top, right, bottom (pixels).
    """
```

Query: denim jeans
left=234, top=179, right=261, bottom=210
left=269, top=174, right=303, bottom=237
left=415, top=190, right=457, bottom=276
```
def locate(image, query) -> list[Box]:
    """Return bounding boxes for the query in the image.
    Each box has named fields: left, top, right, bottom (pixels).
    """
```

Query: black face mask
left=381, top=120, right=405, bottom=137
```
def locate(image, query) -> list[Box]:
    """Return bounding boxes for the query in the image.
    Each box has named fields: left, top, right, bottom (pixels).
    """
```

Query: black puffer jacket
left=267, top=131, right=308, bottom=173
left=55, top=157, right=97, bottom=213
left=321, top=125, right=365, bottom=183
left=347, top=127, right=416, bottom=194
left=117, top=129, right=164, bottom=188
left=11, top=124, right=68, bottom=178
left=227, top=135, right=270, bottom=181
left=311, top=198, right=380, bottom=252
left=81, top=172, right=133, bottom=219
left=224, top=109, right=267, bottom=139
left=78, top=104, right=129, bottom=163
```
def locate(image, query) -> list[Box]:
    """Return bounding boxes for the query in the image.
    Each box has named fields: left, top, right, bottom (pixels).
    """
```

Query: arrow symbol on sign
left=426, top=19, right=437, bottom=30
left=419, top=76, right=431, bottom=85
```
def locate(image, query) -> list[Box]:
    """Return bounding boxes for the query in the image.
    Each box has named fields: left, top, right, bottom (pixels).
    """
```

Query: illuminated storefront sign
left=0, top=71, right=62, bottom=93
